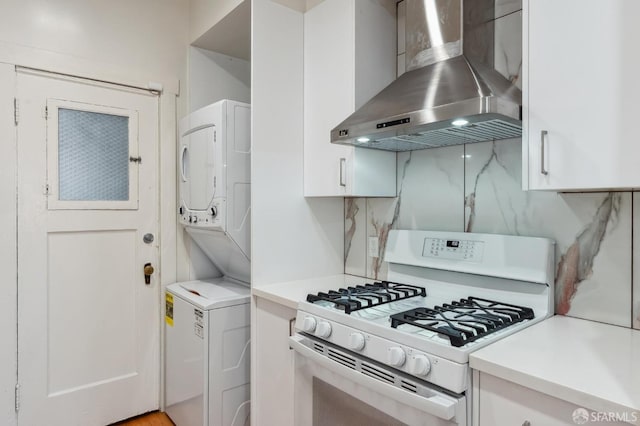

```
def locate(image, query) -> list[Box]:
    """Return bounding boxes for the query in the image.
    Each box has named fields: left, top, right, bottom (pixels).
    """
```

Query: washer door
left=180, top=124, right=216, bottom=212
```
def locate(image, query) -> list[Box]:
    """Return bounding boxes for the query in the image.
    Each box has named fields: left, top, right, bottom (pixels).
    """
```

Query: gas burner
left=390, top=297, right=535, bottom=347
left=306, top=281, right=426, bottom=314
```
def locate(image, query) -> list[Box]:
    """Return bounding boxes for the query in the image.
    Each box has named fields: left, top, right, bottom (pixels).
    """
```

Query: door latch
left=144, top=263, right=154, bottom=284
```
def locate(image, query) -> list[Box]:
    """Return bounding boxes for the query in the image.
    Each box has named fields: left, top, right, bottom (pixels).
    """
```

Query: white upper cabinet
left=303, top=0, right=397, bottom=197
left=523, top=0, right=640, bottom=191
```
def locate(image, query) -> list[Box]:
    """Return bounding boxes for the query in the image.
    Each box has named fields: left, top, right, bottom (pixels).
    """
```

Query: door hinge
left=15, top=384, right=20, bottom=412
left=13, top=98, right=19, bottom=125
left=44, top=105, right=48, bottom=120
left=214, top=130, right=216, bottom=143
left=44, top=184, right=50, bottom=196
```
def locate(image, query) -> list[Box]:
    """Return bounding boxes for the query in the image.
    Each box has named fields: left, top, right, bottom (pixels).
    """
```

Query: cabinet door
left=478, top=373, right=631, bottom=426
left=303, top=0, right=354, bottom=197
left=253, top=298, right=296, bottom=426
left=524, top=0, right=640, bottom=190
left=303, top=0, right=396, bottom=197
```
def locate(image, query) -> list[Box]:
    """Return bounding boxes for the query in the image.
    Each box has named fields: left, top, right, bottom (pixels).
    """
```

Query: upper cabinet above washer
left=303, top=0, right=397, bottom=197
left=523, top=0, right=640, bottom=191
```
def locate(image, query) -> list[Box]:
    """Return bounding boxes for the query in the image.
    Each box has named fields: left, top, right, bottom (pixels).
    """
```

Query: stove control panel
left=387, top=347, right=406, bottom=367
left=422, top=238, right=484, bottom=262
left=349, top=332, right=366, bottom=351
left=316, top=321, right=332, bottom=338
left=302, top=316, right=317, bottom=333
left=408, top=354, right=431, bottom=376
left=295, top=309, right=469, bottom=393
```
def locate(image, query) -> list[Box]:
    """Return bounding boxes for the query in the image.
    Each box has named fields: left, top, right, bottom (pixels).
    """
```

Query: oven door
left=290, top=335, right=467, bottom=426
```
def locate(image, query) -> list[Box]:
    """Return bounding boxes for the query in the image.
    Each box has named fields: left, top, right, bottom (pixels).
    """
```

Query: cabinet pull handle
left=289, top=317, right=296, bottom=337
left=540, top=130, right=548, bottom=175
left=339, top=158, right=346, bottom=187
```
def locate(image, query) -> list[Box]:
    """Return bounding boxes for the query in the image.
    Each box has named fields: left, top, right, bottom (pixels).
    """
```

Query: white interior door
left=16, top=68, right=160, bottom=426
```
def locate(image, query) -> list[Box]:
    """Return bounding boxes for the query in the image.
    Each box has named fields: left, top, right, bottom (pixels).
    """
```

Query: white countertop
left=470, top=315, right=640, bottom=419
left=251, top=274, right=369, bottom=310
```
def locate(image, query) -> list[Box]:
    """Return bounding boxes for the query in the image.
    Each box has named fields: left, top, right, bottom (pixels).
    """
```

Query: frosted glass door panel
left=58, top=109, right=129, bottom=201
left=47, top=99, right=139, bottom=210
left=182, top=126, right=216, bottom=211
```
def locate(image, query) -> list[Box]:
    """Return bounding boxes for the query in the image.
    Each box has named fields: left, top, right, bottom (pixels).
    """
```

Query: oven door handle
left=289, top=335, right=459, bottom=421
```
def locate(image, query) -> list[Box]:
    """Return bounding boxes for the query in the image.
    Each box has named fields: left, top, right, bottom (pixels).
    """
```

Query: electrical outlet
left=368, top=237, right=379, bottom=258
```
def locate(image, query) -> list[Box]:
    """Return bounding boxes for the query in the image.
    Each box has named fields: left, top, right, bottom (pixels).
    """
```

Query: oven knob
left=408, top=354, right=431, bottom=376
left=388, top=347, right=406, bottom=367
left=348, top=332, right=366, bottom=351
left=316, top=321, right=332, bottom=338
left=302, top=316, right=317, bottom=333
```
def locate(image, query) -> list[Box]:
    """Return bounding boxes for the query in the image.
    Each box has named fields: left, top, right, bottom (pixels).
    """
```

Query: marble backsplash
left=345, top=0, right=638, bottom=329
left=345, top=140, right=636, bottom=329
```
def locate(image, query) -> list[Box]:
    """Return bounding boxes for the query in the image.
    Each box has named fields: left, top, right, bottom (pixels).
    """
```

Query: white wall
left=0, top=63, right=17, bottom=426
left=0, top=0, right=188, bottom=90
left=189, top=47, right=251, bottom=112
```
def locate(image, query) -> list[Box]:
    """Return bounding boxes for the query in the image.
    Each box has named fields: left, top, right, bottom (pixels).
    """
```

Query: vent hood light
left=330, top=0, right=522, bottom=152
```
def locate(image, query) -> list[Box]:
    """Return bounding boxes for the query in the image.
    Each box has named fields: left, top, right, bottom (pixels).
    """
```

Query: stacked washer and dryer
left=165, top=100, right=251, bottom=426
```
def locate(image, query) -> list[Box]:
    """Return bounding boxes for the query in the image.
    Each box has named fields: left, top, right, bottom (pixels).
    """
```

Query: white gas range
left=290, top=230, right=554, bottom=426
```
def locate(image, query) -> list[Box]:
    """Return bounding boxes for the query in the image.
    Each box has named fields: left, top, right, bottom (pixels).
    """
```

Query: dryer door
left=180, top=124, right=217, bottom=213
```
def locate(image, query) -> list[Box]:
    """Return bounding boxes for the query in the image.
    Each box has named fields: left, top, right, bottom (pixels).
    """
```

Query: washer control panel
left=179, top=199, right=225, bottom=230
left=422, top=238, right=484, bottom=262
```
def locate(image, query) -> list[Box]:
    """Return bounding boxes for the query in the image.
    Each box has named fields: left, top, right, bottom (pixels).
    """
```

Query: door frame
left=9, top=62, right=179, bottom=420
left=0, top=62, right=17, bottom=426
left=16, top=67, right=162, bottom=424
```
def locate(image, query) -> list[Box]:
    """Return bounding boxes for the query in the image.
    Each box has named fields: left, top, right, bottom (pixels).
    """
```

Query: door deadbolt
left=143, top=233, right=154, bottom=244
left=144, top=263, right=155, bottom=285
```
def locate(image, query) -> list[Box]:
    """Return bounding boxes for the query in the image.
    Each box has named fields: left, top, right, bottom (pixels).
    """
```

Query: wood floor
left=111, top=411, right=175, bottom=426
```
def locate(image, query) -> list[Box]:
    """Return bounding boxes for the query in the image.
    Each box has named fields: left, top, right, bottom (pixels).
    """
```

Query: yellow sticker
left=165, top=293, right=174, bottom=327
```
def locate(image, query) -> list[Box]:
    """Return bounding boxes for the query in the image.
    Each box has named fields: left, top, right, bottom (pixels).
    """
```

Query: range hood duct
left=331, top=0, right=522, bottom=152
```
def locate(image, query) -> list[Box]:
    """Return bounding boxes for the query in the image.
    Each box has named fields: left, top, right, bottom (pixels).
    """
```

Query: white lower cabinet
left=253, top=297, right=297, bottom=426
left=476, top=372, right=631, bottom=426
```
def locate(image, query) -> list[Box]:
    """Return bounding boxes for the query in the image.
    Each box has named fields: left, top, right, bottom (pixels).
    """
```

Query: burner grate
left=306, top=281, right=426, bottom=314
left=390, top=297, right=534, bottom=347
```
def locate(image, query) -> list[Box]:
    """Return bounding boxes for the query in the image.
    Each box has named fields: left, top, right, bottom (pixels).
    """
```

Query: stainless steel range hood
left=331, top=0, right=522, bottom=152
